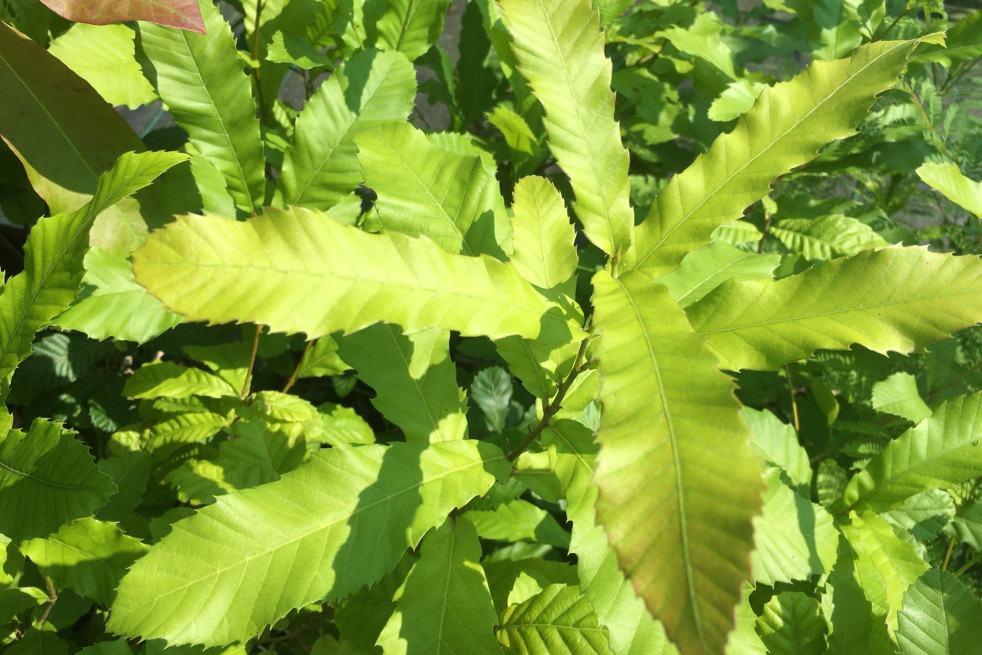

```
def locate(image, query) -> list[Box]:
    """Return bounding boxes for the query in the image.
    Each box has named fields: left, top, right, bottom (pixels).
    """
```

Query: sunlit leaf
left=592, top=270, right=761, bottom=655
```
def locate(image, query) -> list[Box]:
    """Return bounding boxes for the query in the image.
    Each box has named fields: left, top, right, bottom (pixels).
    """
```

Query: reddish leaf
left=36, top=0, right=205, bottom=33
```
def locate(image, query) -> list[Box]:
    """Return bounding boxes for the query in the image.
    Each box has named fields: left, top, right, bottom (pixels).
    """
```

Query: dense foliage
left=2, top=0, right=982, bottom=653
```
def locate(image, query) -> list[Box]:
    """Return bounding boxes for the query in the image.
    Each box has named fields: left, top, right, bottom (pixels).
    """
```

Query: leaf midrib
left=614, top=275, right=706, bottom=649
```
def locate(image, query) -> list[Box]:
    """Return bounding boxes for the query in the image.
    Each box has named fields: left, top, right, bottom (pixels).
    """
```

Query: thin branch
left=241, top=325, right=262, bottom=398
left=507, top=337, right=591, bottom=462
left=282, top=340, right=315, bottom=394
left=38, top=577, right=58, bottom=626
left=784, top=364, right=800, bottom=434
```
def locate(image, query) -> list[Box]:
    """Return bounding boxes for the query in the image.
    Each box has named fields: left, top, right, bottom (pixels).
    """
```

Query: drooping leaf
left=109, top=440, right=508, bottom=646
left=0, top=415, right=116, bottom=542
left=592, top=270, right=761, bottom=655
left=375, top=517, right=501, bottom=654
left=498, top=584, right=614, bottom=655
left=509, top=176, right=578, bottom=290
left=47, top=24, right=157, bottom=109
left=625, top=39, right=922, bottom=275
left=5, top=630, right=70, bottom=655
left=138, top=0, right=265, bottom=214
left=356, top=122, right=510, bottom=258
left=896, top=569, right=982, bottom=655
left=36, top=0, right=204, bottom=31
left=751, top=470, right=838, bottom=586
left=686, top=247, right=982, bottom=371
left=917, top=162, right=982, bottom=219
left=337, top=324, right=466, bottom=443
left=871, top=372, right=932, bottom=424
left=498, top=0, right=633, bottom=257
left=21, top=518, right=147, bottom=605
left=275, top=48, right=416, bottom=210
left=0, top=151, right=185, bottom=383
left=755, top=592, right=828, bottom=655
left=131, top=207, right=558, bottom=341
left=53, top=247, right=184, bottom=344
left=368, top=0, right=452, bottom=61
left=657, top=241, right=780, bottom=308
left=841, top=391, right=982, bottom=513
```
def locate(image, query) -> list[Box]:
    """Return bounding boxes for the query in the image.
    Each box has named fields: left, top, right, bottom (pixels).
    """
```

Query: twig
left=784, top=364, right=800, bottom=433
left=282, top=340, right=314, bottom=393
left=506, top=337, right=591, bottom=461
left=38, top=577, right=58, bottom=626
left=241, top=325, right=262, bottom=398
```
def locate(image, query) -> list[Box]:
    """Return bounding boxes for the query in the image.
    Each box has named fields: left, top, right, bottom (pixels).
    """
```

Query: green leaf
left=36, top=0, right=204, bottom=32
left=266, top=32, right=334, bottom=70
left=498, top=584, right=614, bottom=655
left=0, top=416, right=116, bottom=542
left=131, top=207, right=558, bottom=341
left=0, top=22, right=183, bottom=239
left=5, top=630, right=69, bottom=655
left=369, top=0, right=452, bottom=61
left=769, top=215, right=889, bottom=261
left=316, top=404, right=376, bottom=448
left=21, top=518, right=147, bottom=605
left=0, top=150, right=185, bottom=383
left=498, top=0, right=633, bottom=257
left=686, top=247, right=982, bottom=371
left=138, top=0, right=265, bottom=214
left=53, top=248, right=183, bottom=344
left=47, top=24, right=156, bottom=109
left=871, top=372, right=932, bottom=424
left=839, top=510, right=928, bottom=634
left=375, top=517, right=501, bottom=654
left=356, top=122, right=510, bottom=258
left=708, top=79, right=767, bottom=123
left=109, top=440, right=508, bottom=646
left=470, top=366, right=512, bottom=434
left=625, top=39, right=921, bottom=275
left=751, top=471, right=837, bottom=586
left=509, top=176, right=578, bottom=289
left=274, top=48, right=416, bottom=210
left=913, top=11, right=982, bottom=66
left=755, top=592, right=828, bottom=655
left=742, top=407, right=811, bottom=490
left=917, top=162, right=982, bottom=219
left=547, top=420, right=676, bottom=655
left=725, top=583, right=766, bottom=655
left=592, top=270, right=762, bottom=655
left=124, top=361, right=237, bottom=400
left=96, top=451, right=152, bottom=522
left=657, top=241, right=780, bottom=308
left=660, top=12, right=736, bottom=79
left=825, top=535, right=882, bottom=655
left=897, top=569, right=982, bottom=655
left=296, top=337, right=349, bottom=379
left=465, top=499, right=570, bottom=548
left=841, top=391, right=982, bottom=512
left=337, top=325, right=466, bottom=442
